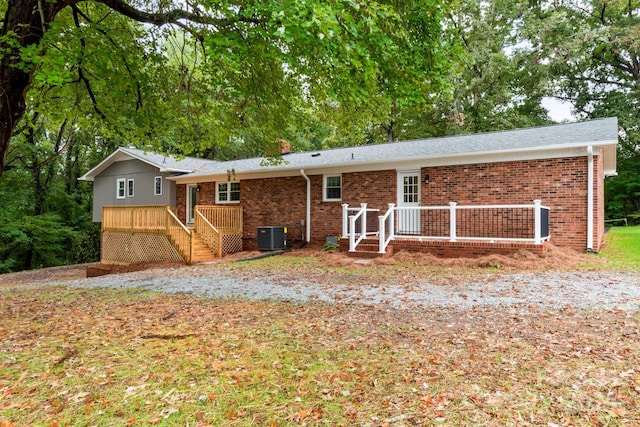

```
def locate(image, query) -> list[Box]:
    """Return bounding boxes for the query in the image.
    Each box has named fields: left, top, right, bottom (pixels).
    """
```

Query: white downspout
left=300, top=169, right=311, bottom=243
left=587, top=146, right=594, bottom=252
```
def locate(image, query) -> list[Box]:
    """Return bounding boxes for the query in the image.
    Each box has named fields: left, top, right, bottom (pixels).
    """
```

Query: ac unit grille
left=257, top=226, right=287, bottom=250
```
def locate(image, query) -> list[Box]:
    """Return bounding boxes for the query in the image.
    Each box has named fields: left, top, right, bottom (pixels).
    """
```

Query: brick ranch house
left=81, top=118, right=618, bottom=264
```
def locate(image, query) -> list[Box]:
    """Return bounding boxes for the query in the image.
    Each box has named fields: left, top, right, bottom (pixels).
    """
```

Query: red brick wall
left=422, top=156, right=597, bottom=251
left=176, top=184, right=186, bottom=222
left=242, top=176, right=308, bottom=248
left=176, top=183, right=218, bottom=224
left=313, top=170, right=396, bottom=242
left=239, top=171, right=396, bottom=249
left=177, top=154, right=603, bottom=252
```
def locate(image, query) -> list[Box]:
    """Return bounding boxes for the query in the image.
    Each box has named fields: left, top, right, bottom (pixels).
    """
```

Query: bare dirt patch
left=285, top=243, right=603, bottom=271
left=0, top=262, right=186, bottom=287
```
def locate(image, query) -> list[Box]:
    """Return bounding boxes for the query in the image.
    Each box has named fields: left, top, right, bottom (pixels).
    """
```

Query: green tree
left=520, top=0, right=639, bottom=219
left=0, top=0, right=458, bottom=177
left=440, top=0, right=552, bottom=134
left=605, top=155, right=640, bottom=223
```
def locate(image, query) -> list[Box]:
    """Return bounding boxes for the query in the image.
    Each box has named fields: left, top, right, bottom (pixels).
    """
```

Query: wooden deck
left=101, top=205, right=243, bottom=265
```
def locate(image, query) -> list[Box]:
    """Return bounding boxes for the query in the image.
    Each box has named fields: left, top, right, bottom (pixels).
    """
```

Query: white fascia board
left=417, top=140, right=618, bottom=169
left=158, top=167, right=193, bottom=174
left=168, top=140, right=618, bottom=184
left=602, top=144, right=618, bottom=176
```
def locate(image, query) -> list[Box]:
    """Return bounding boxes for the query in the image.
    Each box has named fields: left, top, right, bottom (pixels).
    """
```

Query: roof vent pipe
left=300, top=169, right=311, bottom=243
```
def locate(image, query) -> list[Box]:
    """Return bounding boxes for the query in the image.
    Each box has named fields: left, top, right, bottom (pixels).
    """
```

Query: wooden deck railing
left=167, top=209, right=192, bottom=264
left=196, top=205, right=243, bottom=233
left=102, top=205, right=243, bottom=264
left=194, top=210, right=221, bottom=257
left=102, top=205, right=169, bottom=232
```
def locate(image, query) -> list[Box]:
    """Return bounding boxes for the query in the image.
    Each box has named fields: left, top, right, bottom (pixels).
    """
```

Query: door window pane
left=404, top=176, right=418, bottom=203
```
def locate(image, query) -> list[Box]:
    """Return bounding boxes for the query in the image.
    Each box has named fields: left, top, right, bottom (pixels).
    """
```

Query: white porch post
left=348, top=215, right=356, bottom=252
left=388, top=203, right=395, bottom=240
left=379, top=215, right=385, bottom=254
left=359, top=203, right=367, bottom=238
left=379, top=203, right=396, bottom=254
left=534, top=199, right=542, bottom=245
left=342, top=203, right=349, bottom=238
left=449, top=202, right=457, bottom=242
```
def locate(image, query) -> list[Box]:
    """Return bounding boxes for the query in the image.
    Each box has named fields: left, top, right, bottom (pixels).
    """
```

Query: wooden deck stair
left=345, top=238, right=394, bottom=259
left=191, top=232, right=217, bottom=263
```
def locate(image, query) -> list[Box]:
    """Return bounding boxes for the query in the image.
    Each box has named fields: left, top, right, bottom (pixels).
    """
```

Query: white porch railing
left=342, top=200, right=551, bottom=253
left=341, top=203, right=380, bottom=252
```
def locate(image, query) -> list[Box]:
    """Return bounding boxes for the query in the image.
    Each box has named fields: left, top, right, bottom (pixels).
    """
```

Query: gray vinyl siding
left=92, top=160, right=178, bottom=222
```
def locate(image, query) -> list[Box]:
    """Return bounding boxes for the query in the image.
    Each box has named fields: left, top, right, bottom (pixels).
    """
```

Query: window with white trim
left=323, top=175, right=342, bottom=201
left=116, top=179, right=126, bottom=199
left=154, top=176, right=162, bottom=196
left=127, top=179, right=134, bottom=197
left=216, top=182, right=240, bottom=203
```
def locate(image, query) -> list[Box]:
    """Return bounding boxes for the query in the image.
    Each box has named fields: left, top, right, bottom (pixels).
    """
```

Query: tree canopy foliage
left=518, top=0, right=640, bottom=221
left=0, top=0, right=458, bottom=174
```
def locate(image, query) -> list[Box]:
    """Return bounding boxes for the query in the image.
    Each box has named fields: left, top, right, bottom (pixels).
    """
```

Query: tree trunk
left=0, top=0, right=68, bottom=178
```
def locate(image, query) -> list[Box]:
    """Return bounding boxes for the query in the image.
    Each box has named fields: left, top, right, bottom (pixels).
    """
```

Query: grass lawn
left=1, top=284, right=639, bottom=426
left=599, top=225, right=640, bottom=269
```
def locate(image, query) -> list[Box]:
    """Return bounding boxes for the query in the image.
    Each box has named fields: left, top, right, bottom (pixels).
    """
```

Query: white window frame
left=127, top=179, right=134, bottom=197
left=216, top=181, right=240, bottom=204
left=323, top=174, right=342, bottom=202
left=116, top=178, right=126, bottom=199
left=154, top=176, right=162, bottom=196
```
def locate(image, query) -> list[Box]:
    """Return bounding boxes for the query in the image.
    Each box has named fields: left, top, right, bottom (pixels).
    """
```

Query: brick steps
left=345, top=239, right=393, bottom=259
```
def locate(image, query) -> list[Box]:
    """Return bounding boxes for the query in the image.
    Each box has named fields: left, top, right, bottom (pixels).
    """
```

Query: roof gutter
left=300, top=169, right=311, bottom=243
left=587, top=146, right=594, bottom=252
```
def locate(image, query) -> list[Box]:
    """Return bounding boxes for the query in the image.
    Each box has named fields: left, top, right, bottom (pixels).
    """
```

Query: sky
left=542, top=97, right=575, bottom=122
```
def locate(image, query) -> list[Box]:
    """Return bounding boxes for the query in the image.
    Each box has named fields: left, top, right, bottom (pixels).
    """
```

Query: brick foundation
left=340, top=238, right=547, bottom=258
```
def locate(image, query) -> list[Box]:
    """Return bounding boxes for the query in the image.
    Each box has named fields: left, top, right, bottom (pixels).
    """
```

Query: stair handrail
left=195, top=209, right=222, bottom=257
left=166, top=207, right=192, bottom=264
left=378, top=203, right=395, bottom=253
left=348, top=203, right=368, bottom=252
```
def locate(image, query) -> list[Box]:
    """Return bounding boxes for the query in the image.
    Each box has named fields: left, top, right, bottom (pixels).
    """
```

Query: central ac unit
left=257, top=226, right=287, bottom=250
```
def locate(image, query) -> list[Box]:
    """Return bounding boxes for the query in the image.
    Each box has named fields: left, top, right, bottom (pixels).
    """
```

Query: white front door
left=187, top=184, right=198, bottom=224
left=397, top=171, right=421, bottom=235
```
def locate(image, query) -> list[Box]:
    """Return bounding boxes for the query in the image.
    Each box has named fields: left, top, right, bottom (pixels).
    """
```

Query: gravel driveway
left=51, top=265, right=640, bottom=310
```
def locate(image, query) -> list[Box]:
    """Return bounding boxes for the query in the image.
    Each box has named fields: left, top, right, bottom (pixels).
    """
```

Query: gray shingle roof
left=78, top=147, right=215, bottom=181
left=80, top=118, right=618, bottom=182
left=181, top=118, right=618, bottom=179
left=119, top=147, right=213, bottom=173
